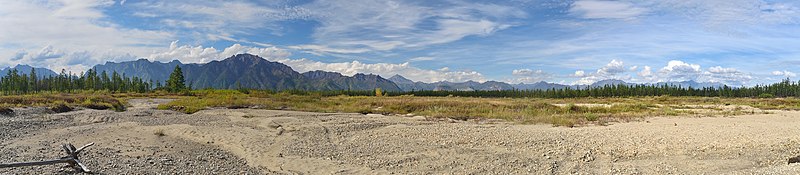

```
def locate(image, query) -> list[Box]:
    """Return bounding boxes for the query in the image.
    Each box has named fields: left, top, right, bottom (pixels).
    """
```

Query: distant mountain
left=302, top=70, right=401, bottom=91
left=86, top=55, right=731, bottom=91
left=94, top=54, right=400, bottom=91
left=389, top=75, right=514, bottom=91
left=388, top=75, right=414, bottom=84
left=0, top=65, right=58, bottom=78
left=390, top=75, right=728, bottom=92
left=653, top=80, right=724, bottom=88
left=92, top=59, right=182, bottom=83
left=512, top=81, right=569, bottom=90
left=590, top=79, right=636, bottom=87
left=180, top=54, right=307, bottom=90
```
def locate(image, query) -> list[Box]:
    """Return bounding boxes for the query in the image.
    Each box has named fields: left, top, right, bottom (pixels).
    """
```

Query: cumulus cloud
left=772, top=70, right=797, bottom=77
left=510, top=69, right=553, bottom=83
left=31, top=45, right=65, bottom=61
left=637, top=66, right=653, bottom=77
left=700, top=66, right=752, bottom=86
left=567, top=59, right=755, bottom=86
left=7, top=45, right=114, bottom=74
left=623, top=60, right=753, bottom=86
left=658, top=60, right=702, bottom=81
left=574, top=59, right=629, bottom=85
left=0, top=0, right=173, bottom=50
left=146, top=41, right=291, bottom=64
left=570, top=0, right=647, bottom=20
left=279, top=59, right=485, bottom=83
left=573, top=70, right=586, bottom=77
left=0, top=0, right=173, bottom=71
left=597, top=59, right=625, bottom=75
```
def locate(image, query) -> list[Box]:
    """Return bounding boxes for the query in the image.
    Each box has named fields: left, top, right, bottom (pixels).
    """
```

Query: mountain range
left=389, top=75, right=724, bottom=91
left=0, top=65, right=58, bottom=78
left=92, top=54, right=400, bottom=91
left=1, top=54, right=727, bottom=91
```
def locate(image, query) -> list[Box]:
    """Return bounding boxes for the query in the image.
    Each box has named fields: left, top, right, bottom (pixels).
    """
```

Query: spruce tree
left=166, top=65, right=186, bottom=92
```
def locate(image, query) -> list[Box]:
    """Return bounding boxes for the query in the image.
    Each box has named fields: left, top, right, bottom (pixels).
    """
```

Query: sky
left=1, top=0, right=800, bottom=86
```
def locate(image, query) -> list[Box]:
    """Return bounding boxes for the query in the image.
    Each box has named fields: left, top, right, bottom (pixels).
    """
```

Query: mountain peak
left=221, top=53, right=268, bottom=64
left=302, top=70, right=344, bottom=79
left=0, top=65, right=58, bottom=78
left=388, top=74, right=415, bottom=84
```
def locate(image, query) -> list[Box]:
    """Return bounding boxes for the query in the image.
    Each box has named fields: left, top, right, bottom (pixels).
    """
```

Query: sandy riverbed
left=2, top=99, right=800, bottom=174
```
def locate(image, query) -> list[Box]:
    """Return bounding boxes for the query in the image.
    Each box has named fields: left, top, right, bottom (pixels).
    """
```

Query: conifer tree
left=166, top=65, right=186, bottom=93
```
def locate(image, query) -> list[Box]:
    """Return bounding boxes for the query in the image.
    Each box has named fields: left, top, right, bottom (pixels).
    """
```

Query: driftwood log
left=789, top=156, right=800, bottom=165
left=0, top=142, right=95, bottom=173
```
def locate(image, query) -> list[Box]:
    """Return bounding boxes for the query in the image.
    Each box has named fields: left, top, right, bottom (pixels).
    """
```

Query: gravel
left=2, top=98, right=800, bottom=174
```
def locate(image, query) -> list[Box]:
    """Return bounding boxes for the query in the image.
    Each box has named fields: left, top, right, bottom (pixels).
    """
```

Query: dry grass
left=0, top=92, right=127, bottom=112
left=156, top=90, right=784, bottom=126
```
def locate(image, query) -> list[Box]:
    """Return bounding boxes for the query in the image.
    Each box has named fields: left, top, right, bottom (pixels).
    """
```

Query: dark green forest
left=0, top=68, right=153, bottom=94
left=273, top=79, right=800, bottom=98
left=2, top=67, right=799, bottom=99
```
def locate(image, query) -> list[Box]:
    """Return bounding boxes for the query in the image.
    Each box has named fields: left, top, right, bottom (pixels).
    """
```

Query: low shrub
left=0, top=107, right=13, bottom=116
left=50, top=102, right=73, bottom=113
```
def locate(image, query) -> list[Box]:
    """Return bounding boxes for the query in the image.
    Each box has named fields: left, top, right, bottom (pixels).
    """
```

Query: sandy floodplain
left=2, top=99, right=800, bottom=174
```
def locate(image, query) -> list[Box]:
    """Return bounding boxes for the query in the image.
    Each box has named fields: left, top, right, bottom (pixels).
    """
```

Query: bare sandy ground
left=3, top=99, right=800, bottom=174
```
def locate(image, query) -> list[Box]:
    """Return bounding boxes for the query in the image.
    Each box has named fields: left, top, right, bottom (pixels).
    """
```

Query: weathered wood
left=0, top=142, right=94, bottom=173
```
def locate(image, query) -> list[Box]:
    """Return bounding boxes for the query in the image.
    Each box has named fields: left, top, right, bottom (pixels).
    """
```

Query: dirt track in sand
left=3, top=98, right=800, bottom=174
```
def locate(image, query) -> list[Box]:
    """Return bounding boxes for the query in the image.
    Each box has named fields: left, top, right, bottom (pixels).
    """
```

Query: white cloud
left=147, top=41, right=220, bottom=64
left=288, top=45, right=371, bottom=55
left=575, top=59, right=629, bottom=85
left=700, top=66, right=752, bottom=86
left=573, top=70, right=586, bottom=77
left=147, top=41, right=291, bottom=64
left=772, top=70, right=797, bottom=77
left=130, top=0, right=310, bottom=40
left=657, top=60, right=702, bottom=81
left=512, top=69, right=538, bottom=76
left=652, top=0, right=800, bottom=28
left=11, top=50, right=27, bottom=61
left=141, top=42, right=485, bottom=83
left=570, top=0, right=647, bottom=20
left=637, top=66, right=653, bottom=77
left=409, top=57, right=435, bottom=62
left=619, top=60, right=754, bottom=86
left=0, top=0, right=173, bottom=71
left=294, top=0, right=524, bottom=55
left=597, top=59, right=625, bottom=75
left=31, top=45, right=65, bottom=61
left=279, top=59, right=485, bottom=83
left=511, top=69, right=552, bottom=83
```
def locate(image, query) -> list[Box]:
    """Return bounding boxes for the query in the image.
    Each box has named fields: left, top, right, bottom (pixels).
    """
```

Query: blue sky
left=1, top=0, right=800, bottom=86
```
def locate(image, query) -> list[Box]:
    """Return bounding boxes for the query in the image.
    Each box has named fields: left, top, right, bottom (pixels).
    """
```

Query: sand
left=2, top=98, right=800, bottom=174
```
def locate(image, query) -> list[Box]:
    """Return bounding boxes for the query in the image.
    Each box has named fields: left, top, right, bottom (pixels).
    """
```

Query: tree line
left=0, top=65, right=188, bottom=95
left=388, top=78, right=800, bottom=98
left=1, top=65, right=799, bottom=99
left=280, top=78, right=800, bottom=98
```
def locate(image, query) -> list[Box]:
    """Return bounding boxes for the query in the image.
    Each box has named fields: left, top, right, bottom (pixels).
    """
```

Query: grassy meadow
left=0, top=89, right=795, bottom=126
left=155, top=90, right=787, bottom=127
